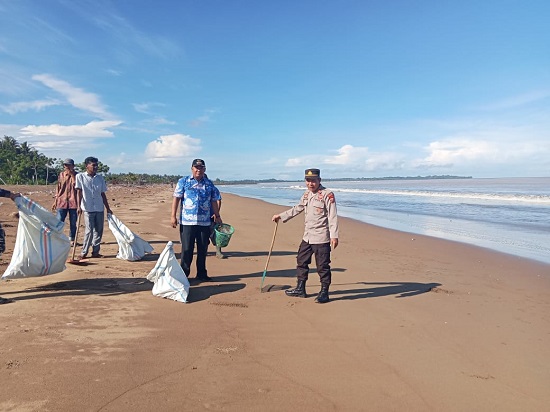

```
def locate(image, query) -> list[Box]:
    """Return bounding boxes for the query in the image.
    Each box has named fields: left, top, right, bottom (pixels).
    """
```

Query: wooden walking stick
left=260, top=220, right=278, bottom=292
left=67, top=211, right=86, bottom=264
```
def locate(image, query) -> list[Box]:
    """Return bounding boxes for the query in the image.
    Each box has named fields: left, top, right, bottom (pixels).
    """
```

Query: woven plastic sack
left=146, top=241, right=190, bottom=303
left=107, top=214, right=153, bottom=261
left=2, top=196, right=70, bottom=279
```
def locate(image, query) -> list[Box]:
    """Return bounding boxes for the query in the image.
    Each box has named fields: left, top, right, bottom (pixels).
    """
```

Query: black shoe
left=285, top=280, right=306, bottom=298
left=314, top=286, right=330, bottom=303
left=197, top=275, right=213, bottom=282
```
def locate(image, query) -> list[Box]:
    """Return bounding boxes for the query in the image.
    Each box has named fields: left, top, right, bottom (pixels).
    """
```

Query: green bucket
left=214, top=223, right=234, bottom=247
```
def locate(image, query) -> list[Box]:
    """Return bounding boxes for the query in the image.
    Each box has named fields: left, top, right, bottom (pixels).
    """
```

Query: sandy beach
left=1, top=184, right=549, bottom=411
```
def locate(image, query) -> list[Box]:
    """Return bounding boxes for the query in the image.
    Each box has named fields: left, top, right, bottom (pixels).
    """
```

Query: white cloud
left=28, top=139, right=94, bottom=149
left=145, top=134, right=201, bottom=161
left=477, top=90, right=550, bottom=111
left=20, top=120, right=121, bottom=138
left=363, top=152, right=407, bottom=171
left=32, top=74, right=114, bottom=119
left=0, top=123, right=24, bottom=137
left=417, top=136, right=550, bottom=169
left=324, top=144, right=369, bottom=165
left=286, top=144, right=406, bottom=173
left=132, top=102, right=166, bottom=114
left=421, top=138, right=495, bottom=166
left=145, top=117, right=176, bottom=126
left=61, top=1, right=181, bottom=60
left=285, top=156, right=321, bottom=167
left=281, top=125, right=550, bottom=179
left=107, top=69, right=122, bottom=76
left=189, top=109, right=218, bottom=127
left=0, top=68, right=39, bottom=95
left=94, top=14, right=180, bottom=59
left=1, top=99, right=61, bottom=114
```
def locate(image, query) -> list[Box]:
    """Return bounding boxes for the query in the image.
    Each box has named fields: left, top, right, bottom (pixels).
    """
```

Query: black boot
left=314, top=285, right=330, bottom=303
left=285, top=280, right=306, bottom=298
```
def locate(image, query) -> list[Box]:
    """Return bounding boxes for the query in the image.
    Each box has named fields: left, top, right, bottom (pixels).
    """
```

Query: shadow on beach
left=209, top=267, right=440, bottom=301
left=259, top=281, right=441, bottom=299
left=255, top=272, right=440, bottom=300
left=1, top=277, right=152, bottom=302
left=186, top=282, right=246, bottom=303
left=206, top=250, right=297, bottom=258
left=328, top=281, right=442, bottom=301
left=212, top=267, right=347, bottom=283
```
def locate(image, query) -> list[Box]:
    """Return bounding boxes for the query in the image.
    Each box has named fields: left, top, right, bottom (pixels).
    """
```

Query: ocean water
left=219, top=177, right=550, bottom=265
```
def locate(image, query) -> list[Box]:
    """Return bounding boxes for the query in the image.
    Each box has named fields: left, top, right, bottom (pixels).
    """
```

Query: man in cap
left=272, top=168, right=339, bottom=303
left=52, top=158, right=79, bottom=245
left=171, top=159, right=222, bottom=282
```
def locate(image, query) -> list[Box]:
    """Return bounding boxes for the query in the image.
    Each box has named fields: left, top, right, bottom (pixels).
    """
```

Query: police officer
left=272, top=168, right=339, bottom=303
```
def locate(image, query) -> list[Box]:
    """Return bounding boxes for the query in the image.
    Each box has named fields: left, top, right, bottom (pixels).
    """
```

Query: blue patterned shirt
left=173, top=176, right=218, bottom=226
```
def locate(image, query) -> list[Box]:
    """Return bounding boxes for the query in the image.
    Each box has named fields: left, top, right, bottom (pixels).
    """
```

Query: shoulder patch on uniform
left=327, top=192, right=335, bottom=203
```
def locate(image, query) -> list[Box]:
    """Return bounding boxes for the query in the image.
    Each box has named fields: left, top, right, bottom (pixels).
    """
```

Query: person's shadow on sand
left=1, top=278, right=153, bottom=302
left=213, top=267, right=347, bottom=283
left=186, top=282, right=246, bottom=303
left=327, top=281, right=442, bottom=301
left=260, top=281, right=442, bottom=300
left=214, top=268, right=440, bottom=300
left=211, top=250, right=297, bottom=258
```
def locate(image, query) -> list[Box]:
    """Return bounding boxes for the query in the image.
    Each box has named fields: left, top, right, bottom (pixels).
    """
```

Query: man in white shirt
left=75, top=157, right=112, bottom=259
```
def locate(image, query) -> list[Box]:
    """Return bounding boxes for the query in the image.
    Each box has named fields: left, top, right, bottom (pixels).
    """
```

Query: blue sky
left=1, top=0, right=549, bottom=180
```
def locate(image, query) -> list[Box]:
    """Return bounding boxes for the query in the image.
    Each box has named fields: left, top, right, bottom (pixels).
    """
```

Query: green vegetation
left=105, top=173, right=182, bottom=185
left=0, top=136, right=182, bottom=185
left=0, top=136, right=58, bottom=185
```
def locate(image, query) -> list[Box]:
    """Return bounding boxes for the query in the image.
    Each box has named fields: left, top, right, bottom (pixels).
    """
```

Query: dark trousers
left=57, top=208, right=78, bottom=240
left=0, top=223, right=5, bottom=255
left=296, top=240, right=332, bottom=286
left=180, top=224, right=210, bottom=277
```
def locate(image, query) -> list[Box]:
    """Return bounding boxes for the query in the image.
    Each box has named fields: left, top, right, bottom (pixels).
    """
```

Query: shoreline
left=1, top=185, right=549, bottom=410
left=223, top=190, right=550, bottom=268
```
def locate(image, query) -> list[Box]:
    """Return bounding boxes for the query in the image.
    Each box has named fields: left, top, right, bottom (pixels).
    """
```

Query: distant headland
left=213, top=175, right=472, bottom=185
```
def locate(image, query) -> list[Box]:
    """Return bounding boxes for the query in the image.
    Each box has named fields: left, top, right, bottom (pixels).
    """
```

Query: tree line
left=0, top=136, right=181, bottom=185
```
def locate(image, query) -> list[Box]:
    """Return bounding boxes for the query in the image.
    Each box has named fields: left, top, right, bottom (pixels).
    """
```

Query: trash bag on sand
left=146, top=241, right=189, bottom=303
left=2, top=196, right=70, bottom=279
left=107, top=214, right=153, bottom=261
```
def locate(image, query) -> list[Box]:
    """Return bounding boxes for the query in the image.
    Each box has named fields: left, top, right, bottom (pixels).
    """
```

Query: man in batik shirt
left=171, top=159, right=222, bottom=282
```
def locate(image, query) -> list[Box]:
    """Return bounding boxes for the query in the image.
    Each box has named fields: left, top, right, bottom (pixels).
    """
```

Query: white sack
left=2, top=196, right=70, bottom=279
left=107, top=213, right=153, bottom=261
left=146, top=241, right=190, bottom=303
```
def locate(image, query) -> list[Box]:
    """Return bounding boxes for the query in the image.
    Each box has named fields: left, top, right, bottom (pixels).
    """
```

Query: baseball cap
left=192, top=159, right=206, bottom=168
